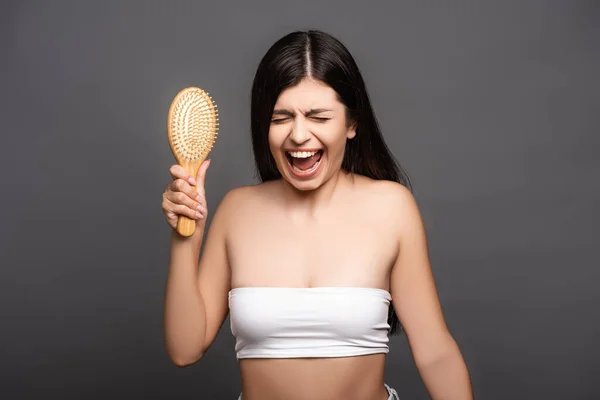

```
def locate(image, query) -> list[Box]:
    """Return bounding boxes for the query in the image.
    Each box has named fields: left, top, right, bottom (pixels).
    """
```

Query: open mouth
left=285, top=150, right=323, bottom=174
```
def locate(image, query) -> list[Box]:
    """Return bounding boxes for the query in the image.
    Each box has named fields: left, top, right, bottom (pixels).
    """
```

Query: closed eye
left=271, top=117, right=331, bottom=123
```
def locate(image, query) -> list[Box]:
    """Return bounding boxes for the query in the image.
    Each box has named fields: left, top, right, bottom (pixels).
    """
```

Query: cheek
left=267, top=126, right=280, bottom=149
left=318, top=126, right=349, bottom=152
left=268, top=126, right=288, bottom=159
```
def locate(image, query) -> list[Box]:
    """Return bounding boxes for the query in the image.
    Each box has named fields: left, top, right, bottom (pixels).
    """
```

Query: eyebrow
left=272, top=108, right=333, bottom=117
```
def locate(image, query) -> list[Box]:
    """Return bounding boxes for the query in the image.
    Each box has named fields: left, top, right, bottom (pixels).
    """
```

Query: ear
left=346, top=121, right=357, bottom=139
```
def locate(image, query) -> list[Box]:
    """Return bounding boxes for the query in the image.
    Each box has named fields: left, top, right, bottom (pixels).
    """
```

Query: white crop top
left=228, top=287, right=392, bottom=359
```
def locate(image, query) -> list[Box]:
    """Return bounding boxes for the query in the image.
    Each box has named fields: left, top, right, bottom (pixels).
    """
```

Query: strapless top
left=228, top=286, right=392, bottom=359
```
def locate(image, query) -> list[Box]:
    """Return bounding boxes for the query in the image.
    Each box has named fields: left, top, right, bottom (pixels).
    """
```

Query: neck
left=278, top=170, right=353, bottom=217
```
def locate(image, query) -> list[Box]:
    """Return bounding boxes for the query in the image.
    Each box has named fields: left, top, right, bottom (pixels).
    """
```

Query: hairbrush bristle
left=168, top=87, right=218, bottom=163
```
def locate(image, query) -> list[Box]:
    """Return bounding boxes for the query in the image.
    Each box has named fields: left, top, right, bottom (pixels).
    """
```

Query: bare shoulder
left=212, top=181, right=277, bottom=220
left=215, top=184, right=253, bottom=211
left=356, top=176, right=418, bottom=215
left=353, top=176, right=423, bottom=237
left=364, top=178, right=413, bottom=200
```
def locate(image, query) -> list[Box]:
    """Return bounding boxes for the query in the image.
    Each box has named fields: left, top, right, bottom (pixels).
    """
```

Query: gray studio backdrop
left=1, top=1, right=598, bottom=399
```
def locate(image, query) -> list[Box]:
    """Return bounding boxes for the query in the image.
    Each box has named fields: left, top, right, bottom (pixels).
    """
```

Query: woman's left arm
left=388, top=184, right=473, bottom=400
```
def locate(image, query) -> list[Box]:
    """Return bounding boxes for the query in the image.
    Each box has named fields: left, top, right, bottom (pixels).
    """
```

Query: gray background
left=1, top=0, right=598, bottom=399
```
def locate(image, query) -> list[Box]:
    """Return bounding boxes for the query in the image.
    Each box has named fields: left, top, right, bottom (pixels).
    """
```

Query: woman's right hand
left=162, top=159, right=211, bottom=231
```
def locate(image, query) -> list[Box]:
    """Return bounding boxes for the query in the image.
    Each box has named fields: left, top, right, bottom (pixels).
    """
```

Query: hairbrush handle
left=176, top=163, right=201, bottom=237
left=177, top=214, right=197, bottom=237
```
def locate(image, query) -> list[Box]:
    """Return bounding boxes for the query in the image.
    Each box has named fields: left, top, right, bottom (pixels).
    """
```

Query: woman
left=162, top=30, right=473, bottom=400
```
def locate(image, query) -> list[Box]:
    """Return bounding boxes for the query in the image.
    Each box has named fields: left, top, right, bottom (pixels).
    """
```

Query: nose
left=289, top=118, right=310, bottom=145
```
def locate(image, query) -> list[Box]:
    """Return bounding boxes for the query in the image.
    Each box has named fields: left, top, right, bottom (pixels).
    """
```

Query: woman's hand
left=162, top=159, right=211, bottom=231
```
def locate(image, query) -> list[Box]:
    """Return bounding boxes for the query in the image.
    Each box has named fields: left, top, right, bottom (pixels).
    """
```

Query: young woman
left=162, top=30, right=473, bottom=400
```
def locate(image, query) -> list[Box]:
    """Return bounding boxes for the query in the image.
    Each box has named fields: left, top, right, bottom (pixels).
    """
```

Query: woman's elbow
left=412, top=331, right=461, bottom=368
left=166, top=348, right=204, bottom=367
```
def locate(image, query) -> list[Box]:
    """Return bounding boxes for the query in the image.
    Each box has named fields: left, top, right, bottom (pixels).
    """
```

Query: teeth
left=287, top=150, right=318, bottom=158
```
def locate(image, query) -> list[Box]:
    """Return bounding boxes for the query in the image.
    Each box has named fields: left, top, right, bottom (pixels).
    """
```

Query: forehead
left=274, top=79, right=341, bottom=109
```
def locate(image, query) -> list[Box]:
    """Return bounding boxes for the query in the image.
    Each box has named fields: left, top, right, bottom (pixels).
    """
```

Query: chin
left=279, top=168, right=325, bottom=192
left=287, top=179, right=323, bottom=192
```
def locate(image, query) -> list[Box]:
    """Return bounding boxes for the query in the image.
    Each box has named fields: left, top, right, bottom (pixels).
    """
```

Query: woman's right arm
left=161, top=160, right=235, bottom=367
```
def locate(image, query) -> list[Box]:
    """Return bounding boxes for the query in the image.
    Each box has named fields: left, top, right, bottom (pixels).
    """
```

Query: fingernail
left=189, top=177, right=196, bottom=185
left=197, top=204, right=203, bottom=212
left=196, top=193, right=201, bottom=201
left=195, top=212, right=203, bottom=219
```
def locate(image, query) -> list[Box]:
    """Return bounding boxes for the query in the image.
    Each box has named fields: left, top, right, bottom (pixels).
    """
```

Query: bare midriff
left=238, top=353, right=389, bottom=400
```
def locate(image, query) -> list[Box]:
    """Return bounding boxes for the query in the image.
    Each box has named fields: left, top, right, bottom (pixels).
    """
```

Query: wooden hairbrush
left=167, top=86, right=219, bottom=237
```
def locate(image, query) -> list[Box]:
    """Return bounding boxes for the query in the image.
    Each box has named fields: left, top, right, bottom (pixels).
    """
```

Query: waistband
left=237, top=383, right=399, bottom=399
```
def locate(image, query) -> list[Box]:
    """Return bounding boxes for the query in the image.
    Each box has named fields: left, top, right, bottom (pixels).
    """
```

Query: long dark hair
left=250, top=30, right=412, bottom=335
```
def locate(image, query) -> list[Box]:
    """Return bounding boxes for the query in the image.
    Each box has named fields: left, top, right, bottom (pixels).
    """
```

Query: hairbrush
left=167, top=86, right=219, bottom=237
